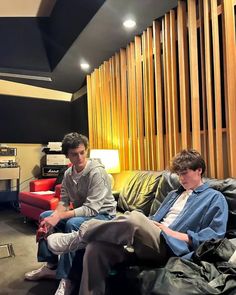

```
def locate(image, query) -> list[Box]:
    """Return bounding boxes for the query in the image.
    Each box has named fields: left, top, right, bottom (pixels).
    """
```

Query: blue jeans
left=38, top=210, right=114, bottom=279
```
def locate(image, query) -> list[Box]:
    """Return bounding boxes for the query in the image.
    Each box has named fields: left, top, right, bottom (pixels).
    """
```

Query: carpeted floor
left=0, top=204, right=58, bottom=295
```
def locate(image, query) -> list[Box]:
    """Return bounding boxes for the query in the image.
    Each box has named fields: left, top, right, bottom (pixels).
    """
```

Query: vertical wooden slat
left=86, top=0, right=235, bottom=176
left=162, top=18, right=170, bottom=166
left=188, top=0, right=201, bottom=152
left=211, top=0, right=224, bottom=178
left=203, top=0, right=216, bottom=177
left=147, top=27, right=156, bottom=170
left=115, top=53, right=122, bottom=151
left=94, top=69, right=102, bottom=147
left=90, top=72, right=98, bottom=147
left=142, top=31, right=152, bottom=169
left=170, top=10, right=180, bottom=155
left=99, top=65, right=106, bottom=147
left=130, top=42, right=139, bottom=169
left=126, top=45, right=133, bottom=169
left=165, top=14, right=175, bottom=160
left=110, top=57, right=116, bottom=147
left=86, top=75, right=94, bottom=147
left=177, top=1, right=190, bottom=150
left=222, top=0, right=236, bottom=176
left=153, top=20, right=165, bottom=170
left=198, top=0, right=208, bottom=169
left=103, top=61, right=112, bottom=148
left=134, top=36, right=145, bottom=169
left=120, top=49, right=129, bottom=170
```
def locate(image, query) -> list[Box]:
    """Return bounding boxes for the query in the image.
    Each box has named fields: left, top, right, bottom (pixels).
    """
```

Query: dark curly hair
left=170, top=149, right=206, bottom=176
left=61, top=132, right=89, bottom=155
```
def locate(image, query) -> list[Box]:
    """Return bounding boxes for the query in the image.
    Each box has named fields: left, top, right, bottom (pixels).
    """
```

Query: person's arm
left=186, top=195, right=228, bottom=249
left=73, top=169, right=112, bottom=217
left=153, top=221, right=190, bottom=243
left=40, top=175, right=73, bottom=229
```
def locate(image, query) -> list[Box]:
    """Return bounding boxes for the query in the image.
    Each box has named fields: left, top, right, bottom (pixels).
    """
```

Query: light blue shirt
left=150, top=183, right=228, bottom=257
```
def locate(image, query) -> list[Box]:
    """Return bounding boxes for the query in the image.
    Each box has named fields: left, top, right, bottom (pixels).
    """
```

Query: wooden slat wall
left=87, top=0, right=236, bottom=178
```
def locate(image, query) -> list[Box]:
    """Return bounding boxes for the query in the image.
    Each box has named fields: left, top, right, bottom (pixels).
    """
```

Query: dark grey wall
left=70, top=94, right=88, bottom=137
left=0, top=18, right=50, bottom=72
left=41, top=0, right=105, bottom=70
left=0, top=95, right=71, bottom=143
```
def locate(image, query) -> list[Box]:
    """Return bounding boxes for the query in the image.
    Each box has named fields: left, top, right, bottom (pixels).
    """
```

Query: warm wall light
left=90, top=149, right=120, bottom=188
left=90, top=149, right=120, bottom=173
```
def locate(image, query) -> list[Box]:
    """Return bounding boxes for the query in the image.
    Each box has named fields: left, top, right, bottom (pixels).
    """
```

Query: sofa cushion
left=149, top=171, right=180, bottom=216
left=117, top=171, right=162, bottom=216
left=204, top=177, right=236, bottom=237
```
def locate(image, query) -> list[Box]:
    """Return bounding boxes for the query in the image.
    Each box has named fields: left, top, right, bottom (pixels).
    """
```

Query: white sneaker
left=25, top=264, right=56, bottom=281
left=47, top=230, right=86, bottom=255
left=55, top=279, right=74, bottom=295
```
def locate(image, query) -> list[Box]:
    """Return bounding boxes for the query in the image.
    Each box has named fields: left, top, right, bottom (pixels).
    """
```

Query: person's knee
left=65, top=217, right=85, bottom=232
left=127, top=210, right=146, bottom=225
left=40, top=210, right=53, bottom=220
left=85, top=242, right=104, bottom=257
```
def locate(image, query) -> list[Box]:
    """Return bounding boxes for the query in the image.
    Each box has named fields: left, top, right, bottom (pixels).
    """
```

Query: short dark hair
left=170, top=149, right=206, bottom=176
left=61, top=132, right=89, bottom=155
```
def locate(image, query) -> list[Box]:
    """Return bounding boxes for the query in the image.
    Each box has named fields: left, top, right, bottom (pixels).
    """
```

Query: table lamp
left=89, top=149, right=120, bottom=188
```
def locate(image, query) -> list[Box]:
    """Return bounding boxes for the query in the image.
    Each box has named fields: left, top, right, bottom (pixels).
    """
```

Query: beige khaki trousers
left=79, top=211, right=169, bottom=295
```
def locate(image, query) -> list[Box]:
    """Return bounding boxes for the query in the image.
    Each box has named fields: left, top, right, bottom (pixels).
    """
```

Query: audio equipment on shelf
left=0, top=147, right=17, bottom=156
left=0, top=161, right=18, bottom=168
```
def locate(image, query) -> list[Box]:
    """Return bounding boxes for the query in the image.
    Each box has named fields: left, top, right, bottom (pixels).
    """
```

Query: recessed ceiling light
left=80, top=63, right=90, bottom=70
left=123, top=19, right=136, bottom=29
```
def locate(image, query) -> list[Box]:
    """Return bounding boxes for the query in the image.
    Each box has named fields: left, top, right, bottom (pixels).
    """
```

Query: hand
left=40, top=213, right=60, bottom=230
left=152, top=221, right=189, bottom=242
left=152, top=221, right=174, bottom=235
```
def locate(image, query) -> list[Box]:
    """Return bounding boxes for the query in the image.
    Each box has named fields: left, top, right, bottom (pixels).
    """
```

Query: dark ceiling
left=0, top=0, right=178, bottom=94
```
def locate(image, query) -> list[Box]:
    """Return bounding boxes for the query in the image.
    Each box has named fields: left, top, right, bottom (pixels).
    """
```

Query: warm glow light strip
left=0, top=79, right=72, bottom=101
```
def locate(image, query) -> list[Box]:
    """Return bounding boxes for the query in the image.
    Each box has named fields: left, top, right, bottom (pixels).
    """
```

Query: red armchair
left=19, top=178, right=62, bottom=222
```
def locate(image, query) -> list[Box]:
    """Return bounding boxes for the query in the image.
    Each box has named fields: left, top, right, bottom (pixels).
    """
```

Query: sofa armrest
left=112, top=190, right=120, bottom=201
left=30, top=178, right=57, bottom=192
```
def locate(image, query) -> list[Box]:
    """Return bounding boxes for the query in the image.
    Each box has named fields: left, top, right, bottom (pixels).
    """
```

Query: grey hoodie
left=60, top=159, right=116, bottom=217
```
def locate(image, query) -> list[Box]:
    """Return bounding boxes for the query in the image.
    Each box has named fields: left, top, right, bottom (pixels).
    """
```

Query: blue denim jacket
left=150, top=183, right=228, bottom=257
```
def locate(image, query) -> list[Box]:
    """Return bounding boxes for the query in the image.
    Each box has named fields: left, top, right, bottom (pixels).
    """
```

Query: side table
left=0, top=166, right=20, bottom=208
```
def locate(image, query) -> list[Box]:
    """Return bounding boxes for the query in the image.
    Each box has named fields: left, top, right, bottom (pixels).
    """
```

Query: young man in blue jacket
left=47, top=149, right=228, bottom=295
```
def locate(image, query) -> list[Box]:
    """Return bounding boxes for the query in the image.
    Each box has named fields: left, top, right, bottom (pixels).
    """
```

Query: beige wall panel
left=5, top=144, right=43, bottom=192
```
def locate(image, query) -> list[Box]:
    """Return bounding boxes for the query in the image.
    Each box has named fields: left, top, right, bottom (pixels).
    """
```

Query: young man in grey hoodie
left=25, top=132, right=116, bottom=295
